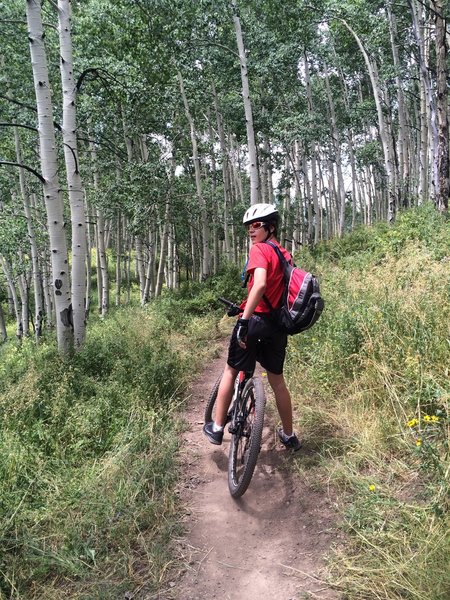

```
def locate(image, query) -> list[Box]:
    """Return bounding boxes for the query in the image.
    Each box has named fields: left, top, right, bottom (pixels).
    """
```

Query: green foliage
left=298, top=204, right=450, bottom=269
left=374, top=203, right=450, bottom=260
left=0, top=303, right=215, bottom=598
left=155, top=262, right=244, bottom=327
left=286, top=206, right=449, bottom=599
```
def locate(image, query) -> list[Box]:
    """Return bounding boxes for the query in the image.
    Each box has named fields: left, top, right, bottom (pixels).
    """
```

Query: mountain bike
left=204, top=298, right=267, bottom=498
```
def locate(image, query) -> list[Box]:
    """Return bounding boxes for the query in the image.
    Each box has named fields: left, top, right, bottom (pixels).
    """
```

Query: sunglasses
left=246, top=221, right=266, bottom=231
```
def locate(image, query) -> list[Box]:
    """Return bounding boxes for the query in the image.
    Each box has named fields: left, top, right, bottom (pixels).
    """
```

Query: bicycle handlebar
left=218, top=297, right=241, bottom=317
left=218, top=297, right=235, bottom=308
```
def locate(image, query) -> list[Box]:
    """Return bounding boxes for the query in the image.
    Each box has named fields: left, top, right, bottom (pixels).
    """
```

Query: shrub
left=286, top=206, right=450, bottom=599
left=0, top=304, right=214, bottom=598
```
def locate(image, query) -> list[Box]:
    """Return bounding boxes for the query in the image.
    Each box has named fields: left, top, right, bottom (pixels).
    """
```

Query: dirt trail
left=160, top=338, right=340, bottom=600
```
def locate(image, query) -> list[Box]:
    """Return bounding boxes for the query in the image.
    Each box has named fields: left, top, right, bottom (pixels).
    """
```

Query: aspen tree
left=232, top=1, right=259, bottom=205
left=26, top=0, right=73, bottom=353
left=432, top=0, right=449, bottom=212
left=0, top=300, right=6, bottom=342
left=387, top=1, right=410, bottom=208
left=303, top=54, right=320, bottom=242
left=57, top=0, right=87, bottom=348
left=13, top=126, right=44, bottom=339
left=177, top=71, right=210, bottom=280
left=340, top=19, right=397, bottom=223
left=409, top=0, right=439, bottom=201
left=0, top=256, right=22, bottom=339
left=212, top=83, right=232, bottom=262
left=324, top=65, right=346, bottom=236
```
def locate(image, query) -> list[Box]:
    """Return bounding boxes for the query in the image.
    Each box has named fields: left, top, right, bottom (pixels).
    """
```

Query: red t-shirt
left=240, top=241, right=291, bottom=314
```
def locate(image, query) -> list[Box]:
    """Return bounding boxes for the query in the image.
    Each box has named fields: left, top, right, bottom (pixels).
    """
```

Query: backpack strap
left=265, top=241, right=291, bottom=266
left=262, top=241, right=290, bottom=311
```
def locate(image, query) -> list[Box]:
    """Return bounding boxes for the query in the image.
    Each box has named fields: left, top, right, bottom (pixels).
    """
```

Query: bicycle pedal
left=228, top=424, right=238, bottom=434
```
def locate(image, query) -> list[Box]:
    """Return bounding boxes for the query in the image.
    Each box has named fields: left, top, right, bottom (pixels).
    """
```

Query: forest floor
left=153, top=336, right=342, bottom=600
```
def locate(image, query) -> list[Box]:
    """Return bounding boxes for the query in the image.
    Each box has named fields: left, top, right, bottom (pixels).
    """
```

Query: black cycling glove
left=227, top=305, right=241, bottom=317
left=236, top=318, right=249, bottom=347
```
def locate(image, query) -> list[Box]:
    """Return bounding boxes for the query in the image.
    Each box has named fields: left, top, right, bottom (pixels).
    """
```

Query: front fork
left=228, top=371, right=253, bottom=436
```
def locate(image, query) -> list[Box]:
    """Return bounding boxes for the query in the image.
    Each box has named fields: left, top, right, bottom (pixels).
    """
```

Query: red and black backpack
left=263, top=241, right=325, bottom=335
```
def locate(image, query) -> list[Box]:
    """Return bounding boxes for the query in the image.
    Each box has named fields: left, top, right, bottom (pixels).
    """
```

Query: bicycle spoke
left=228, top=377, right=266, bottom=498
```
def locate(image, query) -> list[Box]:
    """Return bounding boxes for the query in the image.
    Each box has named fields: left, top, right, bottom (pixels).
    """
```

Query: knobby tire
left=228, top=377, right=266, bottom=498
left=204, top=373, right=222, bottom=424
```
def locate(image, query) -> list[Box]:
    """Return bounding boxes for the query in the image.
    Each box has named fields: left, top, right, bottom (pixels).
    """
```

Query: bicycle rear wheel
left=228, top=377, right=266, bottom=498
left=204, top=374, right=222, bottom=424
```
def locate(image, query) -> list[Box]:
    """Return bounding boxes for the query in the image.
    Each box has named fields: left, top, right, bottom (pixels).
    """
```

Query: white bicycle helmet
left=242, top=203, right=278, bottom=225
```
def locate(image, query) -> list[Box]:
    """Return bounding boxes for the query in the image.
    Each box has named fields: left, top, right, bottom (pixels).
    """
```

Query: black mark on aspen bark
left=55, top=290, right=62, bottom=296
left=60, top=304, right=73, bottom=328
left=55, top=279, right=62, bottom=289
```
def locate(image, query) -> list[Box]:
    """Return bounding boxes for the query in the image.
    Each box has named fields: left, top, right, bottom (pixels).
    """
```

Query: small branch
left=76, top=68, right=100, bottom=92
left=76, top=67, right=131, bottom=94
left=63, top=142, right=79, bottom=174
left=0, top=161, right=45, bottom=184
left=190, top=40, right=239, bottom=59
left=0, top=95, right=62, bottom=131
left=0, top=94, right=37, bottom=113
left=0, top=18, right=57, bottom=30
left=77, top=133, right=128, bottom=161
left=0, top=122, right=37, bottom=132
left=45, top=0, right=59, bottom=12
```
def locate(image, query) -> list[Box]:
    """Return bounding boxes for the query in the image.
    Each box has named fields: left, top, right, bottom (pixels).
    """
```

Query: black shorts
left=227, top=314, right=288, bottom=375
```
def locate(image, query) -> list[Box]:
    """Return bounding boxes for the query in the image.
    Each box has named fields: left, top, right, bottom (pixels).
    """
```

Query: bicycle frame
left=228, top=370, right=254, bottom=435
left=211, top=297, right=266, bottom=498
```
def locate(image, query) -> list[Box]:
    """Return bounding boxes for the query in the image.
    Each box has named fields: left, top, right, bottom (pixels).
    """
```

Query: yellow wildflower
left=261, top=372, right=267, bottom=377
left=368, top=484, right=376, bottom=492
left=431, top=415, right=439, bottom=423
left=416, top=439, right=422, bottom=447
left=423, top=415, right=431, bottom=422
left=407, top=418, right=418, bottom=428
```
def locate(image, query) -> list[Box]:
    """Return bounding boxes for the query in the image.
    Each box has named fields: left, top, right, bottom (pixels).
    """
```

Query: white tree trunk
left=85, top=194, right=92, bottom=315
left=26, top=0, right=72, bottom=353
left=96, top=208, right=109, bottom=316
left=433, top=0, right=449, bottom=211
left=177, top=71, right=210, bottom=280
left=13, top=126, right=44, bottom=339
left=115, top=211, right=122, bottom=306
left=155, top=200, right=171, bottom=297
left=213, top=84, right=232, bottom=262
left=232, top=2, right=259, bottom=204
left=42, top=257, right=55, bottom=329
left=58, top=0, right=87, bottom=349
left=324, top=65, right=346, bottom=236
left=0, top=300, right=7, bottom=342
left=303, top=54, right=321, bottom=242
left=409, top=0, right=439, bottom=201
left=387, top=1, right=410, bottom=207
left=135, top=236, right=146, bottom=301
left=341, top=18, right=397, bottom=222
left=0, top=256, right=22, bottom=339
left=142, top=229, right=155, bottom=303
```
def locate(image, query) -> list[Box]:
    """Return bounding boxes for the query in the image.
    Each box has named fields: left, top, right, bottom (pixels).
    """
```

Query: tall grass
left=0, top=277, right=231, bottom=599
left=286, top=205, right=450, bottom=599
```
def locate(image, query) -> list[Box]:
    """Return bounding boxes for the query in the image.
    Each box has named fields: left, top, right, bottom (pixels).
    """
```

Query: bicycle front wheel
left=228, top=377, right=266, bottom=498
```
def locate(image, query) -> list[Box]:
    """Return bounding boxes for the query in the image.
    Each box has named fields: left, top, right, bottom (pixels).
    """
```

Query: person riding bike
left=203, top=203, right=302, bottom=451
